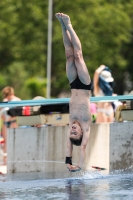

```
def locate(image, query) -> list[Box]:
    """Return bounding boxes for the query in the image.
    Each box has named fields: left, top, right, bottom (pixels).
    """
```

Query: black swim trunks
left=70, top=76, right=91, bottom=90
left=3, top=120, right=17, bottom=128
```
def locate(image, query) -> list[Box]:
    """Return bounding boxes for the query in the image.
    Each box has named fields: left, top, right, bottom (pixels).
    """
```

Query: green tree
left=0, top=0, right=48, bottom=99
left=52, top=0, right=133, bottom=95
left=0, top=0, right=133, bottom=99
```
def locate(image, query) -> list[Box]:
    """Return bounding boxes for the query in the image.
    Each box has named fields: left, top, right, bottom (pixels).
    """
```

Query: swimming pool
left=0, top=170, right=133, bottom=200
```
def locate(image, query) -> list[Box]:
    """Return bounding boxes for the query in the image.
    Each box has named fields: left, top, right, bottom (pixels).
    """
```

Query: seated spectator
left=1, top=86, right=21, bottom=165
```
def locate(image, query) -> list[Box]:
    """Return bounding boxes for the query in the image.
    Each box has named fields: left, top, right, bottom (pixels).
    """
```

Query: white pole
left=46, top=0, right=53, bottom=99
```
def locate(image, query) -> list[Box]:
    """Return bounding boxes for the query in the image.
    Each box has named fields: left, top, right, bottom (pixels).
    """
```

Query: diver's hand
left=67, top=164, right=81, bottom=172
left=67, top=164, right=73, bottom=171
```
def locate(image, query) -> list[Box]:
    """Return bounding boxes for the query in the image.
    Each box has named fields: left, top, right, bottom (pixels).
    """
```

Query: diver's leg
left=62, top=13, right=91, bottom=85
left=55, top=13, right=77, bottom=83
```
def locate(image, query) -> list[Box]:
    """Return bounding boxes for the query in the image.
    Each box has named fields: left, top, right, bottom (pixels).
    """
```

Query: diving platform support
left=7, top=122, right=133, bottom=173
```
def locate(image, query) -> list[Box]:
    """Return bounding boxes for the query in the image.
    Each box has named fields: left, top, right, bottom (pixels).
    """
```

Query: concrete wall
left=7, top=122, right=133, bottom=173
left=85, top=124, right=110, bottom=171
left=110, top=122, right=133, bottom=170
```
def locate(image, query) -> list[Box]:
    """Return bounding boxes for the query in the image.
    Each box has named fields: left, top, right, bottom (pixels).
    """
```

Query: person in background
left=1, top=86, right=21, bottom=165
left=32, top=96, right=46, bottom=127
left=55, top=13, right=91, bottom=172
left=90, top=102, right=97, bottom=123
left=93, top=65, right=114, bottom=123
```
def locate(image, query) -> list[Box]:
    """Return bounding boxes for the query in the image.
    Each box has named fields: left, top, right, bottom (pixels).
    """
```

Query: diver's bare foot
left=61, top=13, right=71, bottom=26
left=55, top=13, right=65, bottom=27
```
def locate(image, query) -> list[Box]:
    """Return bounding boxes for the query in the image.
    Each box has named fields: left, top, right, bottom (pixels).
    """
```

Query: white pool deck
left=0, top=155, right=7, bottom=174
left=0, top=165, right=7, bottom=174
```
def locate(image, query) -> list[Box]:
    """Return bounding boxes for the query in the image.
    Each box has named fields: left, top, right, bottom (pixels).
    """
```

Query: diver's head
left=69, top=122, right=83, bottom=146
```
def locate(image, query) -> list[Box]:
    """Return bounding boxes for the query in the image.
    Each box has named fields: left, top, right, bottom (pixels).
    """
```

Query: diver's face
left=70, top=123, right=82, bottom=139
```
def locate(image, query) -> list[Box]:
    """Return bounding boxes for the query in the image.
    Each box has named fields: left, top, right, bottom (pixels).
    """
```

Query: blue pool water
left=0, top=170, right=133, bottom=200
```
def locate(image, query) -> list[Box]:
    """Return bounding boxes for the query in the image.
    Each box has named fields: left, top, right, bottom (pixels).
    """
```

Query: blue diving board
left=0, top=95, right=133, bottom=108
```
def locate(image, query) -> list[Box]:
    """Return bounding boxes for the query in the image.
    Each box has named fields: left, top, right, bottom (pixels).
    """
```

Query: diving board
left=1, top=95, right=133, bottom=125
left=0, top=95, right=133, bottom=108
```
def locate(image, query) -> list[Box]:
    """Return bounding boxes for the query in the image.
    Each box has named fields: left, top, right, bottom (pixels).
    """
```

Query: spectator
left=32, top=96, right=46, bottom=127
left=90, top=103, right=97, bottom=123
left=1, top=86, right=21, bottom=165
left=93, top=65, right=114, bottom=123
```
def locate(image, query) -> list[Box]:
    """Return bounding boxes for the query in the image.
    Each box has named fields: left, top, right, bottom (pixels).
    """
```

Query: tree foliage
left=0, top=0, right=133, bottom=100
left=53, top=0, right=133, bottom=96
left=0, top=0, right=48, bottom=100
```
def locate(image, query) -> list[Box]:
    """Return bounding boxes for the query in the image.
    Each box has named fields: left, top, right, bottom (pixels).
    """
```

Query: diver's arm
left=94, top=64, right=105, bottom=96
left=65, top=122, right=73, bottom=169
left=78, top=128, right=90, bottom=168
left=66, top=126, right=73, bottom=157
left=69, top=124, right=90, bottom=172
left=78, top=123, right=90, bottom=168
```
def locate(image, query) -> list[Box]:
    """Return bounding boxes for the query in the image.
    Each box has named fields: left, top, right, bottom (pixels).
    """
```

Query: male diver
left=55, top=13, right=91, bottom=172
